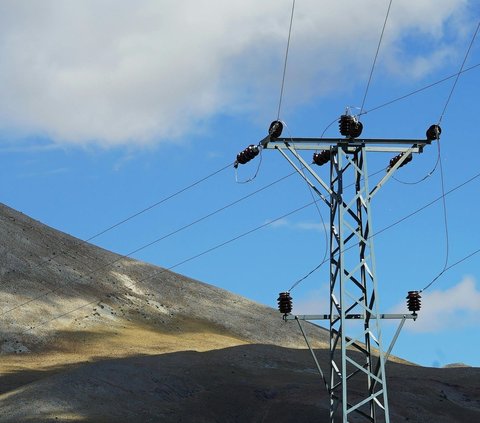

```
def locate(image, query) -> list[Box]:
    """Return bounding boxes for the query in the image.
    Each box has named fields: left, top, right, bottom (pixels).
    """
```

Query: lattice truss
left=328, top=145, right=388, bottom=422
left=238, top=119, right=440, bottom=423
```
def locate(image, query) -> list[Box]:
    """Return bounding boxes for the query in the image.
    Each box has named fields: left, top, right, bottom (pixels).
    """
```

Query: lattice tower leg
left=328, top=145, right=390, bottom=422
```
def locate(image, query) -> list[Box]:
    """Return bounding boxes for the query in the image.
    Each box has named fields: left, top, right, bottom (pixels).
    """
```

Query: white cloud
left=266, top=217, right=290, bottom=228
left=292, top=288, right=329, bottom=315
left=266, top=218, right=327, bottom=232
left=295, top=221, right=327, bottom=232
left=0, top=0, right=472, bottom=147
left=391, top=277, right=480, bottom=333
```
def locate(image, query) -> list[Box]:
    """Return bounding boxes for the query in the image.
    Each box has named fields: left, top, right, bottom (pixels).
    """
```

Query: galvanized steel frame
left=263, top=135, right=428, bottom=422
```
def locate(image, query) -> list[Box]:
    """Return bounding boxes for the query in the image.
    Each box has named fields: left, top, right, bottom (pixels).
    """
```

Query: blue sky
left=1, top=0, right=479, bottom=368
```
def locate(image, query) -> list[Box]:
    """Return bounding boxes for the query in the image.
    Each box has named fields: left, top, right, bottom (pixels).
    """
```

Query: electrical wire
left=437, top=20, right=480, bottom=125
left=417, top=20, right=480, bottom=292
left=0, top=171, right=296, bottom=318
left=12, top=167, right=480, bottom=333
left=11, top=63, right=476, bottom=320
left=320, top=118, right=339, bottom=138
left=359, top=0, right=393, bottom=115
left=422, top=139, right=450, bottom=291
left=8, top=22, right=480, bottom=333
left=276, top=0, right=296, bottom=121
left=283, top=121, right=329, bottom=266
left=19, top=161, right=233, bottom=275
left=234, top=148, right=263, bottom=184
left=382, top=21, right=479, bottom=186
left=288, top=166, right=386, bottom=292
left=84, top=161, right=233, bottom=243
left=236, top=0, right=296, bottom=185
left=359, top=62, right=480, bottom=117
left=392, top=150, right=440, bottom=185
left=19, top=60, right=480, bottom=286
left=13, top=168, right=480, bottom=335
left=288, top=169, right=480, bottom=292
left=19, top=199, right=319, bottom=335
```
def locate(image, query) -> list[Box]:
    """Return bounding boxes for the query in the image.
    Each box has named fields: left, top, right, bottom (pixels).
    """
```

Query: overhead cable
left=21, top=161, right=233, bottom=275
left=288, top=169, right=480, bottom=291
left=359, top=62, right=480, bottom=117
left=419, top=20, right=480, bottom=292
left=14, top=169, right=480, bottom=334
left=20, top=199, right=319, bottom=335
left=0, top=171, right=295, bottom=318
left=437, top=20, right=480, bottom=125
left=277, top=0, right=296, bottom=120
left=359, top=0, right=394, bottom=115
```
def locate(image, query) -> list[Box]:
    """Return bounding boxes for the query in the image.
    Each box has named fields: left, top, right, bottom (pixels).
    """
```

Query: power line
left=8, top=63, right=476, bottom=318
left=289, top=169, right=480, bottom=292
left=0, top=171, right=296, bottom=318
left=392, top=152, right=439, bottom=185
left=19, top=161, right=233, bottom=275
left=84, top=162, right=233, bottom=243
left=360, top=62, right=480, bottom=117
left=418, top=20, right=480, bottom=292
left=14, top=168, right=480, bottom=335
left=8, top=49, right=480, bottom=330
left=284, top=122, right=329, bottom=266
left=19, top=199, right=318, bottom=335
left=359, top=0, right=393, bottom=115
left=277, top=0, right=296, bottom=120
left=438, top=20, right=480, bottom=125
left=426, top=139, right=450, bottom=290
left=320, top=62, right=480, bottom=140
left=17, top=60, right=480, bottom=287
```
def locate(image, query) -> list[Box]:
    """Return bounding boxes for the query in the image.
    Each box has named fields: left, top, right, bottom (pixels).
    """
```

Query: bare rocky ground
left=0, top=202, right=479, bottom=422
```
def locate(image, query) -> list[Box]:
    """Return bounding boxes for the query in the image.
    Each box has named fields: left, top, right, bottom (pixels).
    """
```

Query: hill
left=0, top=203, right=479, bottom=422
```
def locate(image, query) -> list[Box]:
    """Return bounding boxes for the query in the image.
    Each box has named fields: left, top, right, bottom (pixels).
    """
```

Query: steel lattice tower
left=242, top=119, right=439, bottom=422
left=328, top=145, right=388, bottom=421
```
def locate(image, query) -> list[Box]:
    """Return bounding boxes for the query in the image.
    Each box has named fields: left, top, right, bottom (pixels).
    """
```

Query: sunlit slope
left=1, top=204, right=479, bottom=422
left=0, top=202, right=328, bottom=362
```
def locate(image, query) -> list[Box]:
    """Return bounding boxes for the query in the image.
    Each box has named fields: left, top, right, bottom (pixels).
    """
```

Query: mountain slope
left=0, top=202, right=329, bottom=356
left=1, top=203, right=479, bottom=423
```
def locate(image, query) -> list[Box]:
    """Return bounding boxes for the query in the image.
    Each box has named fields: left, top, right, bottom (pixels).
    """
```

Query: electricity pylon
left=239, top=117, right=438, bottom=422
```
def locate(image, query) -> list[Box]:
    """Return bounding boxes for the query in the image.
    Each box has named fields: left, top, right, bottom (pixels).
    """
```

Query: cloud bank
left=391, top=277, right=480, bottom=333
left=0, top=0, right=472, bottom=147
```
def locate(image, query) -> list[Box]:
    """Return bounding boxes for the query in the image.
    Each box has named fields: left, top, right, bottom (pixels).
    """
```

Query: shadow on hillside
left=0, top=344, right=479, bottom=423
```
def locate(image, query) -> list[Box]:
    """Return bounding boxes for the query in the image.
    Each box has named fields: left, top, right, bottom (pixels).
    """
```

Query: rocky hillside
left=0, top=203, right=478, bottom=422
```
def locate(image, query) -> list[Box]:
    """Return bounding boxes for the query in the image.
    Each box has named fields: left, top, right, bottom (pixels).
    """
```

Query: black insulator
left=350, top=120, right=363, bottom=138
left=313, top=150, right=331, bottom=166
left=426, top=124, right=442, bottom=141
left=389, top=152, right=413, bottom=169
left=236, top=144, right=259, bottom=166
left=277, top=292, right=293, bottom=315
left=406, top=291, right=421, bottom=313
left=339, top=114, right=363, bottom=138
left=339, top=114, right=352, bottom=136
left=269, top=120, right=283, bottom=138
